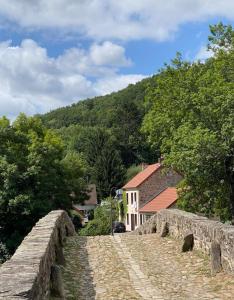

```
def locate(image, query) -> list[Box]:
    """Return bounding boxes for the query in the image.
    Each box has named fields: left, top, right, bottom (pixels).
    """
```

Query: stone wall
left=132, top=209, right=234, bottom=274
left=0, top=210, right=75, bottom=299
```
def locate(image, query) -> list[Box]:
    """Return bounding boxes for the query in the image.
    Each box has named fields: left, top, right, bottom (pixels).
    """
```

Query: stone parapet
left=0, top=210, right=75, bottom=299
left=132, top=209, right=234, bottom=274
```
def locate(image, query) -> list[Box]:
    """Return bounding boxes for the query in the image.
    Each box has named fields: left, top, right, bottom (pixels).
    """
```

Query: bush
left=69, top=210, right=83, bottom=231
left=87, top=209, right=94, bottom=221
left=79, top=218, right=110, bottom=236
left=0, top=242, right=10, bottom=264
left=126, top=164, right=142, bottom=182
left=79, top=201, right=117, bottom=236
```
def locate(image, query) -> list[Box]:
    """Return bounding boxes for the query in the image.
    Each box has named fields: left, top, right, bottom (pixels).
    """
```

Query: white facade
left=125, top=189, right=140, bottom=231
left=125, top=189, right=155, bottom=231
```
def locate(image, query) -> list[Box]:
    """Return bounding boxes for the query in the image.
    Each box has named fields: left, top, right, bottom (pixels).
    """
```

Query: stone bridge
left=0, top=210, right=75, bottom=299
left=1, top=209, right=234, bottom=299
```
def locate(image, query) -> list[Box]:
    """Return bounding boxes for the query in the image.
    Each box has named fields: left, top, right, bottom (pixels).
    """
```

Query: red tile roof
left=123, top=163, right=161, bottom=189
left=139, top=187, right=178, bottom=213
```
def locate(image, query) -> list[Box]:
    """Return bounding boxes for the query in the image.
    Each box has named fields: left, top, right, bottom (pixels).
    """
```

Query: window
left=126, top=193, right=128, bottom=204
left=134, top=192, right=137, bottom=202
left=140, top=214, right=143, bottom=225
left=127, top=214, right=129, bottom=225
left=135, top=214, right=137, bottom=225
left=131, top=193, right=133, bottom=204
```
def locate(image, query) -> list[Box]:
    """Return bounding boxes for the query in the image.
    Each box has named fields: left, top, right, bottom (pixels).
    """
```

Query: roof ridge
left=123, top=163, right=161, bottom=189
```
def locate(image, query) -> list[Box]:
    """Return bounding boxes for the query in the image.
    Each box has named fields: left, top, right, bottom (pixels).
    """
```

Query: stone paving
left=62, top=233, right=234, bottom=299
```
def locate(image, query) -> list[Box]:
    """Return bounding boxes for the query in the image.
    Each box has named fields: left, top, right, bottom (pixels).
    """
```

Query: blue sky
left=0, top=1, right=233, bottom=119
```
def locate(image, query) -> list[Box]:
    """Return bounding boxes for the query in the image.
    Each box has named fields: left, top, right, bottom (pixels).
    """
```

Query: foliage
left=58, top=126, right=126, bottom=200
left=79, top=199, right=118, bottom=236
left=142, top=23, right=234, bottom=221
left=0, top=242, right=10, bottom=264
left=69, top=210, right=83, bottom=230
left=41, top=78, right=156, bottom=165
left=87, top=209, right=94, bottom=220
left=125, top=164, right=142, bottom=183
left=208, top=22, right=234, bottom=52
left=40, top=77, right=158, bottom=203
left=61, top=151, right=88, bottom=203
left=0, top=114, right=87, bottom=252
left=2, top=22, right=233, bottom=248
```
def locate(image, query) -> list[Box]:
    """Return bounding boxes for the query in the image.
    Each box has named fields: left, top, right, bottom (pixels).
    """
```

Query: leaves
left=0, top=114, right=87, bottom=252
left=142, top=24, right=234, bottom=221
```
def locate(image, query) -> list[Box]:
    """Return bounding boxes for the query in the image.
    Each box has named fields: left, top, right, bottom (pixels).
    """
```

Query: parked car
left=113, top=221, right=126, bottom=233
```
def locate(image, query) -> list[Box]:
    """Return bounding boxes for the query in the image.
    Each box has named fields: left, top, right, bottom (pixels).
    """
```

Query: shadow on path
left=62, top=236, right=96, bottom=300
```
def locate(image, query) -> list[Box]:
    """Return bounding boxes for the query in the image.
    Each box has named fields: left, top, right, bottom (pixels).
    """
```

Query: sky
left=0, top=1, right=233, bottom=119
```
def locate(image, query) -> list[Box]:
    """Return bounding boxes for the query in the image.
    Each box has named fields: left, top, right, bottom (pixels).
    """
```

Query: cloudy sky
left=0, top=0, right=233, bottom=119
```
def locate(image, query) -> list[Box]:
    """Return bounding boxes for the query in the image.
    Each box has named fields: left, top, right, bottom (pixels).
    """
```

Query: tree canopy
left=40, top=78, right=157, bottom=201
left=142, top=22, right=234, bottom=221
left=37, top=22, right=234, bottom=223
left=41, top=77, right=156, bottom=167
left=0, top=114, right=87, bottom=252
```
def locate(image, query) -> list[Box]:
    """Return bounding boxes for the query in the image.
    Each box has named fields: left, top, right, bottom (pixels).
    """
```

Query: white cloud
left=0, top=0, right=233, bottom=41
left=195, top=45, right=213, bottom=61
left=0, top=39, right=144, bottom=119
left=90, top=42, right=131, bottom=67
left=94, top=74, right=146, bottom=95
left=0, top=1, right=232, bottom=119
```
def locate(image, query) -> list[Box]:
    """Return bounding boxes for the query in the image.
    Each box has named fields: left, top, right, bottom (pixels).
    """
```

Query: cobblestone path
left=62, top=233, right=234, bottom=300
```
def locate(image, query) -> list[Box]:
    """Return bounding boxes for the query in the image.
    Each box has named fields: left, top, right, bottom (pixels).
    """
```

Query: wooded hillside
left=40, top=76, right=157, bottom=199
left=41, top=23, right=234, bottom=222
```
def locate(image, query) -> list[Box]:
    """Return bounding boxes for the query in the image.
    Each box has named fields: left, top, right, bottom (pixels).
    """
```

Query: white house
left=122, top=163, right=182, bottom=231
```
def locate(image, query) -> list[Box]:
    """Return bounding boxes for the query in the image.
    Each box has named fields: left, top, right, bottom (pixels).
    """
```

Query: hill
left=41, top=76, right=155, bottom=129
left=40, top=76, right=157, bottom=199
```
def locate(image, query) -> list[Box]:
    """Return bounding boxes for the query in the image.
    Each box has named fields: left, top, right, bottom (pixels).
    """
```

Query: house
left=73, top=184, right=97, bottom=223
left=122, top=163, right=182, bottom=231
left=139, top=187, right=178, bottom=223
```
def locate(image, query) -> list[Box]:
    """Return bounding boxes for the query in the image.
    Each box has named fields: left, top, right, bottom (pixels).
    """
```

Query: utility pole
left=110, top=187, right=116, bottom=236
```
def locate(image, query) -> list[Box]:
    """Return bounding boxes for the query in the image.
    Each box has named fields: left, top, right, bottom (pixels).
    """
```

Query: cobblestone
left=62, top=233, right=234, bottom=299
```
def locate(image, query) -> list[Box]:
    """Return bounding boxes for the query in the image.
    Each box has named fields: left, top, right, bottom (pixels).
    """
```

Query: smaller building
left=139, top=187, right=178, bottom=223
left=73, top=184, right=97, bottom=223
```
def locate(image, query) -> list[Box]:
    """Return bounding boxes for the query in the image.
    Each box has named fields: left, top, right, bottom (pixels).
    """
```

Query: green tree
left=0, top=242, right=10, bottom=263
left=125, top=164, right=142, bottom=183
left=208, top=22, right=234, bottom=52
left=142, top=24, right=234, bottom=221
left=41, top=77, right=156, bottom=167
left=66, top=127, right=125, bottom=200
left=0, top=114, right=87, bottom=252
left=79, top=199, right=118, bottom=236
left=61, top=151, right=88, bottom=203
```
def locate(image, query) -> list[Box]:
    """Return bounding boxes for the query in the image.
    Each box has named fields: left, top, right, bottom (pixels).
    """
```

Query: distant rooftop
left=123, top=163, right=161, bottom=189
left=139, top=187, right=177, bottom=213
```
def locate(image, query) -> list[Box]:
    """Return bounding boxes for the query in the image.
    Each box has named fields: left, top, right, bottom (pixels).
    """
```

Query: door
left=131, top=214, right=135, bottom=231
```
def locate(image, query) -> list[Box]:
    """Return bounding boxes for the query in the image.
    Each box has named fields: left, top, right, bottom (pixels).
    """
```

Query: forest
left=0, top=23, right=234, bottom=259
left=41, top=23, right=234, bottom=222
left=41, top=75, right=157, bottom=199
